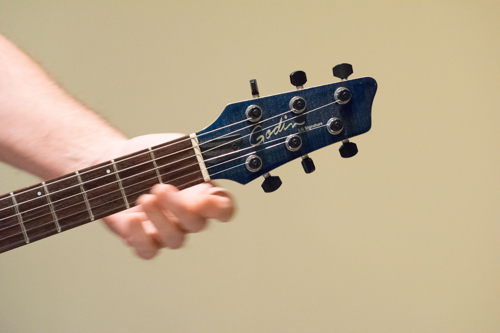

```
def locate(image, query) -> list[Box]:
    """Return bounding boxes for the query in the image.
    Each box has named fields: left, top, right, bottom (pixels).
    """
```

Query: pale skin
left=0, top=35, right=235, bottom=259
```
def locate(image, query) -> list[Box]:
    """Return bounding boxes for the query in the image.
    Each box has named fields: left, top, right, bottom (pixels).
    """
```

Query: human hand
left=101, top=134, right=235, bottom=259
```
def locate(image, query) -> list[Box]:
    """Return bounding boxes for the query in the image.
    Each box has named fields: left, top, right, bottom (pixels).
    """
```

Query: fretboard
left=0, top=135, right=205, bottom=253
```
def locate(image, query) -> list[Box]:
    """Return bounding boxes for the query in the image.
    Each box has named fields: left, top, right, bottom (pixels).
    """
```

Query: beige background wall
left=0, top=1, right=499, bottom=332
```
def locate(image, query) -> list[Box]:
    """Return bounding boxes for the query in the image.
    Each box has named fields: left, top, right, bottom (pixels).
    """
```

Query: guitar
left=0, top=64, right=377, bottom=254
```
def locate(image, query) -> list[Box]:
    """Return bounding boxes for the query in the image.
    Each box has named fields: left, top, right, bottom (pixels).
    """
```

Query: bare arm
left=0, top=34, right=127, bottom=179
left=0, top=35, right=235, bottom=259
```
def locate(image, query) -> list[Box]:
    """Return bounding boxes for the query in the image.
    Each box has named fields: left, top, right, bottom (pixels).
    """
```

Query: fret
left=0, top=193, right=25, bottom=252
left=153, top=137, right=205, bottom=188
left=45, top=174, right=90, bottom=232
left=114, top=148, right=159, bottom=205
left=10, top=192, right=29, bottom=244
left=75, top=171, right=94, bottom=221
left=111, top=159, right=130, bottom=209
left=78, top=161, right=126, bottom=221
left=12, top=184, right=59, bottom=243
left=148, top=147, right=163, bottom=184
left=43, top=182, right=61, bottom=232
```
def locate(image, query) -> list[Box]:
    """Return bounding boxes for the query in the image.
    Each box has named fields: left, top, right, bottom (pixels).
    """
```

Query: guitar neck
left=0, top=135, right=206, bottom=253
left=0, top=72, right=377, bottom=255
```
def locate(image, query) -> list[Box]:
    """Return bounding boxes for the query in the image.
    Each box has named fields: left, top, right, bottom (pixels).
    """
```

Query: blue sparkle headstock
left=195, top=67, right=377, bottom=192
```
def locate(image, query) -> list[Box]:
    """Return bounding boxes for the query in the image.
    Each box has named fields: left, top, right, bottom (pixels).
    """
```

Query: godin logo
left=249, top=116, right=305, bottom=147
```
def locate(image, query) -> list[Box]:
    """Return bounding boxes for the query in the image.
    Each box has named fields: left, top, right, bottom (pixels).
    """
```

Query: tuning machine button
left=290, top=70, right=307, bottom=89
left=332, top=63, right=353, bottom=80
left=250, top=79, right=260, bottom=98
left=289, top=71, right=308, bottom=114
left=339, top=140, right=358, bottom=158
left=301, top=155, right=315, bottom=174
left=261, top=173, right=282, bottom=193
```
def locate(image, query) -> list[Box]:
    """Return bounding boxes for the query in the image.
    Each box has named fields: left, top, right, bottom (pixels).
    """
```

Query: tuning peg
left=301, top=155, right=315, bottom=174
left=290, top=70, right=307, bottom=89
left=339, top=140, right=358, bottom=158
left=332, top=63, right=353, bottom=80
left=250, top=79, right=260, bottom=98
left=261, top=173, right=282, bottom=193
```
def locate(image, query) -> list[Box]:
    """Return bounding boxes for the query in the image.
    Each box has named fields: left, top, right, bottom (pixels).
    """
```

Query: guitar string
left=0, top=100, right=336, bottom=239
left=0, top=136, right=293, bottom=244
left=0, top=90, right=336, bottom=208
left=0, top=100, right=337, bottom=219
left=0, top=99, right=334, bottom=223
left=29, top=168, right=242, bottom=239
left=0, top=139, right=283, bottom=243
left=0, top=125, right=328, bottom=243
left=0, top=135, right=268, bottom=234
left=0, top=124, right=317, bottom=234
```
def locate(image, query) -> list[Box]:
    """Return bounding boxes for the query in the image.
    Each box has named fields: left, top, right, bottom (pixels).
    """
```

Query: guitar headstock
left=196, top=65, right=377, bottom=192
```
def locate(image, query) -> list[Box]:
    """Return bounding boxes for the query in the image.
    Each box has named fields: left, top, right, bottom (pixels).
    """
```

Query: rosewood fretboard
left=0, top=135, right=205, bottom=253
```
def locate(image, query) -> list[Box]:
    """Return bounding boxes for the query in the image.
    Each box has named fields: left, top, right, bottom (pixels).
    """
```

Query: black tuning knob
left=339, top=140, right=358, bottom=158
left=261, top=173, right=282, bottom=193
left=332, top=63, right=353, bottom=80
left=301, top=155, right=315, bottom=174
left=290, top=70, right=307, bottom=89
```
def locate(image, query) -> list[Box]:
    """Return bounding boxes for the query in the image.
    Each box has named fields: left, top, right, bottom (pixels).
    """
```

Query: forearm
left=0, top=34, right=126, bottom=179
left=0, top=35, right=235, bottom=259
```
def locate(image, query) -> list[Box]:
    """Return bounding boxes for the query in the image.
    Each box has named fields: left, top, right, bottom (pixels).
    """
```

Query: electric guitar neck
left=0, top=64, right=377, bottom=254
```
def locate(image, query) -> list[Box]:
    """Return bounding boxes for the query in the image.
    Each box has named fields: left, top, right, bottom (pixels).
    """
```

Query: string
left=0, top=95, right=329, bottom=209
left=0, top=100, right=337, bottom=219
left=0, top=98, right=336, bottom=237
left=0, top=100, right=336, bottom=234
left=0, top=121, right=314, bottom=234
left=0, top=140, right=268, bottom=240
left=0, top=124, right=330, bottom=244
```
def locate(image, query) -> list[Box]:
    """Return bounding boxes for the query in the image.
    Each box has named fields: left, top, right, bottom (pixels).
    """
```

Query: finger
left=101, top=205, right=148, bottom=236
left=196, top=186, right=235, bottom=222
left=141, top=219, right=173, bottom=249
left=101, top=208, right=143, bottom=237
left=179, top=183, right=235, bottom=222
left=103, top=212, right=159, bottom=259
left=124, top=214, right=159, bottom=259
left=137, top=193, right=186, bottom=249
left=151, top=184, right=208, bottom=233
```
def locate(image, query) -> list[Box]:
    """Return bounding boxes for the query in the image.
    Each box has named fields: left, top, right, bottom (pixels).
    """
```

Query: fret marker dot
left=106, top=169, right=111, bottom=174
left=37, top=191, right=42, bottom=196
